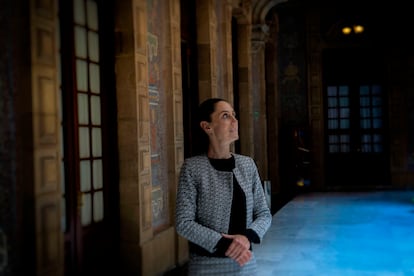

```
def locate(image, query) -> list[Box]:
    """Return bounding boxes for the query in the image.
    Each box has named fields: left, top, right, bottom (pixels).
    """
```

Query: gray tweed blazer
left=175, top=154, right=272, bottom=254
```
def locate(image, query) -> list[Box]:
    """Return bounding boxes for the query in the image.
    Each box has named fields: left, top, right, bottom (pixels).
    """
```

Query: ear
left=200, top=121, right=210, bottom=132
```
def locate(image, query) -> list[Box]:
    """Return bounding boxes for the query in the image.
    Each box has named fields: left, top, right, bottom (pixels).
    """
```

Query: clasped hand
left=221, top=233, right=252, bottom=266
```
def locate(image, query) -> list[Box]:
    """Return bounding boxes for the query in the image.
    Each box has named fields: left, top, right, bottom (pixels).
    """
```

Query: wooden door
left=323, top=48, right=390, bottom=188
left=59, top=1, right=119, bottom=274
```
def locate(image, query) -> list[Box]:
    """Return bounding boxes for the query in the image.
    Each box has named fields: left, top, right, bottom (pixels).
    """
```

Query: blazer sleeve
left=175, top=159, right=223, bottom=253
left=246, top=158, right=272, bottom=242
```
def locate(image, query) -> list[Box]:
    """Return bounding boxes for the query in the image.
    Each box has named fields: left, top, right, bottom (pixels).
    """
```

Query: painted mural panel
left=147, top=0, right=170, bottom=229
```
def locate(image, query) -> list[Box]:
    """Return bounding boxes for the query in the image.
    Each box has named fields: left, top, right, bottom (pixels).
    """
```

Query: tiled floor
left=254, top=190, right=414, bottom=276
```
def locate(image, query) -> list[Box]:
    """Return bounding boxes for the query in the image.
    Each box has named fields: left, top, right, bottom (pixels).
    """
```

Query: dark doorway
left=181, top=0, right=200, bottom=158
left=323, top=48, right=390, bottom=189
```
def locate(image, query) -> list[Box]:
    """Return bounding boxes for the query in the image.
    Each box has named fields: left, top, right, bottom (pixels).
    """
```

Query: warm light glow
left=353, top=25, right=364, bottom=34
left=342, top=27, right=352, bottom=35
left=341, top=24, right=364, bottom=35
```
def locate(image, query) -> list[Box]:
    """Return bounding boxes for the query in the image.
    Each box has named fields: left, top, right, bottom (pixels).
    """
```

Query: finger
left=232, top=235, right=250, bottom=249
left=235, top=250, right=252, bottom=266
left=225, top=242, right=244, bottom=257
left=225, top=246, right=240, bottom=258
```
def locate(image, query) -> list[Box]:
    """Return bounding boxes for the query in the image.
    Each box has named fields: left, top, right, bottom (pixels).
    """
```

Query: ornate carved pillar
left=196, top=0, right=217, bottom=101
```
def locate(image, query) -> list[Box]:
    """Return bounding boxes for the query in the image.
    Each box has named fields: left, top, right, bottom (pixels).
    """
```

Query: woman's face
left=204, top=101, right=239, bottom=145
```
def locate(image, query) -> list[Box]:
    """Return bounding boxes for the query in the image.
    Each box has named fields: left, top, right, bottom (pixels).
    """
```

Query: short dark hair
left=193, top=98, right=228, bottom=154
left=197, top=98, right=227, bottom=123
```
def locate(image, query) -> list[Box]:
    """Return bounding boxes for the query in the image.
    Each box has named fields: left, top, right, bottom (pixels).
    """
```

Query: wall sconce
left=342, top=26, right=352, bottom=35
left=342, top=24, right=364, bottom=35
left=353, top=25, right=364, bottom=34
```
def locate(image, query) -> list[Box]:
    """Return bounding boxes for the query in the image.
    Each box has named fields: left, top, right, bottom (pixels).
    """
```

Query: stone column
left=251, top=24, right=269, bottom=178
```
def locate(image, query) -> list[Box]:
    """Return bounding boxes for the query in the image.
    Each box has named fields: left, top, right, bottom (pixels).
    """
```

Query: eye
left=222, top=112, right=234, bottom=119
left=221, top=112, right=236, bottom=120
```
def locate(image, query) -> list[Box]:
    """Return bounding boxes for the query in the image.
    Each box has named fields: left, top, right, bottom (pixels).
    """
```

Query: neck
left=207, top=148, right=232, bottom=159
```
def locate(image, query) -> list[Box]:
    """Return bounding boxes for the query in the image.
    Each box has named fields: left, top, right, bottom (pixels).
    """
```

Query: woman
left=175, top=98, right=272, bottom=275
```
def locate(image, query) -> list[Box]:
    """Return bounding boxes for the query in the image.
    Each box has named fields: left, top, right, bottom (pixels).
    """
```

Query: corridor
left=254, top=190, right=414, bottom=276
